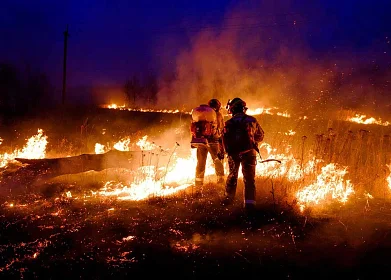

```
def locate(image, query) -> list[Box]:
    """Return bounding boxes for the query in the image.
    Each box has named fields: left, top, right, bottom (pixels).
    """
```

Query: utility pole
left=62, top=25, right=69, bottom=105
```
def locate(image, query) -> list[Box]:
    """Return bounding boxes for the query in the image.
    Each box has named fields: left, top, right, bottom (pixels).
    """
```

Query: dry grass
left=1, top=107, right=391, bottom=278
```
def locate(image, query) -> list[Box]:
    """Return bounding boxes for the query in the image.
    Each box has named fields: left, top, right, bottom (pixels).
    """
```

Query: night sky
left=1, top=0, right=390, bottom=106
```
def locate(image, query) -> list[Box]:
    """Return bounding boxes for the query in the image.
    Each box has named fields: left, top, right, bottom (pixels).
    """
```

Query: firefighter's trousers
left=225, top=149, right=257, bottom=206
left=195, top=143, right=224, bottom=186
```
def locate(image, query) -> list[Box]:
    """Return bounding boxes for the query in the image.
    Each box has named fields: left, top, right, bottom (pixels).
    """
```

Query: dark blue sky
left=1, top=0, right=390, bottom=88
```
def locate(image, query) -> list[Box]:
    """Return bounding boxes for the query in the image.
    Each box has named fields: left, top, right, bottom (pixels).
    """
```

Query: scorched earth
left=0, top=106, right=391, bottom=279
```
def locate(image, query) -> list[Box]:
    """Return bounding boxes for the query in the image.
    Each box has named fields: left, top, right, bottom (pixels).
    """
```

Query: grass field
left=1, top=105, right=391, bottom=279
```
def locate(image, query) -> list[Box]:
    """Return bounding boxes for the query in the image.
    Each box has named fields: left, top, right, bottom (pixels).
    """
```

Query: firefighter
left=221, top=97, right=264, bottom=211
left=190, top=100, right=225, bottom=192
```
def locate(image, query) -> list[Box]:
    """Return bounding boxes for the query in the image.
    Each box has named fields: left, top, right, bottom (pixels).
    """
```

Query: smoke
left=155, top=0, right=391, bottom=118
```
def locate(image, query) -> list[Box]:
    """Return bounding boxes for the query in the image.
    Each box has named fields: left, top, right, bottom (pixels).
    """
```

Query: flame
left=284, top=130, right=296, bottom=136
left=387, top=164, right=391, bottom=190
left=103, top=104, right=186, bottom=114
left=0, top=129, right=48, bottom=168
left=136, top=135, right=157, bottom=150
left=95, top=143, right=106, bottom=154
left=122, top=236, right=135, bottom=242
left=246, top=107, right=275, bottom=115
left=276, top=111, right=291, bottom=118
left=70, top=135, right=221, bottom=201
left=364, top=192, right=373, bottom=199
left=296, top=163, right=355, bottom=212
left=95, top=148, right=213, bottom=201
left=113, top=137, right=132, bottom=151
left=102, top=104, right=291, bottom=117
left=257, top=143, right=319, bottom=182
left=107, top=103, right=126, bottom=109
left=347, top=114, right=390, bottom=126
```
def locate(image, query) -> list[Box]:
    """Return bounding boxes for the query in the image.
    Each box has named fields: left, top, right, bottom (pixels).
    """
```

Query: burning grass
left=1, top=107, right=391, bottom=278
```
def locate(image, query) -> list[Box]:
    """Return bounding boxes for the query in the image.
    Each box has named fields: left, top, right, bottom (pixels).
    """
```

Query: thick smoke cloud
left=155, top=0, right=390, bottom=117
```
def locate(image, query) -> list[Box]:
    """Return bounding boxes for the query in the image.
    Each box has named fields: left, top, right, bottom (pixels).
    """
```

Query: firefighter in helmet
left=221, top=97, right=264, bottom=211
left=190, top=99, right=225, bottom=193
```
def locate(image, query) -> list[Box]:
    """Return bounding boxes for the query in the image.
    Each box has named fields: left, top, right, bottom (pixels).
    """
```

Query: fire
left=387, top=165, right=391, bottom=190
left=111, top=135, right=159, bottom=152
left=257, top=143, right=319, bottom=182
left=89, top=136, right=356, bottom=212
left=296, top=163, right=355, bottom=212
left=95, top=143, right=107, bottom=154
left=246, top=107, right=275, bottom=115
left=94, top=148, right=206, bottom=201
left=6, top=202, right=27, bottom=208
left=122, top=236, right=135, bottom=242
left=347, top=114, right=390, bottom=126
left=67, top=135, right=223, bottom=201
left=102, top=104, right=291, bottom=117
left=107, top=103, right=126, bottom=109
left=0, top=129, right=48, bottom=168
left=103, top=104, right=186, bottom=114
left=18, top=129, right=48, bottom=159
left=113, top=137, right=132, bottom=151
left=276, top=111, right=291, bottom=118
left=136, top=135, right=157, bottom=151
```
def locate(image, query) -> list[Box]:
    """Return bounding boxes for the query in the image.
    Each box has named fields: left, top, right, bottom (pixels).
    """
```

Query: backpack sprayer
left=189, top=104, right=223, bottom=163
left=190, top=104, right=216, bottom=146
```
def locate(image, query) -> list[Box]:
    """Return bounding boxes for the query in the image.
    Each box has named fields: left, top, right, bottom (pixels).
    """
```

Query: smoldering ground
left=1, top=105, right=391, bottom=279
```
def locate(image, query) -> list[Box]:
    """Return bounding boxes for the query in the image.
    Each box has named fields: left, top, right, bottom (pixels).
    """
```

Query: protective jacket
left=222, top=112, right=264, bottom=155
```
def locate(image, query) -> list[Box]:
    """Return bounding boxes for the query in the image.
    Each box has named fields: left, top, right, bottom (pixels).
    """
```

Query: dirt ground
left=1, top=107, right=391, bottom=279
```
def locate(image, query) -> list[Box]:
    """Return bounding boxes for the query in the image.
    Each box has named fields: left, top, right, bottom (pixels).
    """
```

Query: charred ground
left=0, top=106, right=391, bottom=279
